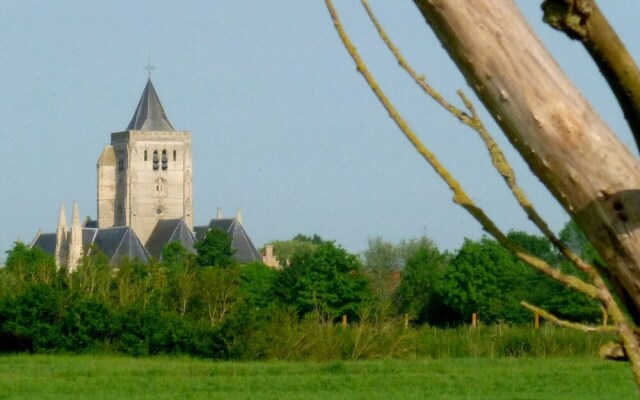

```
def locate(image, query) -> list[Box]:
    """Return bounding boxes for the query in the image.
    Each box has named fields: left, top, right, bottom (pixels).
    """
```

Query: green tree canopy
left=440, top=236, right=538, bottom=324
left=194, top=229, right=235, bottom=268
left=263, top=234, right=328, bottom=266
left=439, top=232, right=601, bottom=325
left=161, top=241, right=195, bottom=271
left=274, top=241, right=369, bottom=321
left=393, top=238, right=453, bottom=325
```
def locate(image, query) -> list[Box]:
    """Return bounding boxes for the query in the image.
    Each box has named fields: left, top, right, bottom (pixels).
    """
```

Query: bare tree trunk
left=542, top=0, right=640, bottom=151
left=413, top=0, right=640, bottom=317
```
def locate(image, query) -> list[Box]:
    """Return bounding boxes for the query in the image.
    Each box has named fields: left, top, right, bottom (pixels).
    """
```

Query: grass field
left=0, top=355, right=636, bottom=399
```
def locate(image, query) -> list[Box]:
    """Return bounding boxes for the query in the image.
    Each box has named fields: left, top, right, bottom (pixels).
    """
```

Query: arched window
left=161, top=149, right=168, bottom=170
left=173, top=150, right=176, bottom=162
left=153, top=150, right=159, bottom=170
left=144, top=150, right=147, bottom=161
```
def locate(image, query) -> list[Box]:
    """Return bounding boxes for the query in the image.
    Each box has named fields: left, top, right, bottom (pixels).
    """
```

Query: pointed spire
left=127, top=78, right=175, bottom=131
left=217, top=207, right=223, bottom=219
left=57, top=203, right=67, bottom=231
left=68, top=202, right=83, bottom=272
left=55, top=204, right=69, bottom=270
left=72, top=202, right=81, bottom=228
left=236, top=208, right=243, bottom=225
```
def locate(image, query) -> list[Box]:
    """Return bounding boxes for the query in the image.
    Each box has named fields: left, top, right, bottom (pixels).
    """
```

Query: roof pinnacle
left=144, top=56, right=155, bottom=78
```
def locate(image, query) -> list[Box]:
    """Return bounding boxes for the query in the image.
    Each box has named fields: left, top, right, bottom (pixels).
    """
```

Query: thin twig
left=361, top=0, right=601, bottom=283
left=341, top=0, right=640, bottom=386
left=324, top=0, right=598, bottom=300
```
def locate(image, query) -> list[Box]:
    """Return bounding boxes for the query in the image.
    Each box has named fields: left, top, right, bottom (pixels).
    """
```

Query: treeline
left=0, top=222, right=604, bottom=358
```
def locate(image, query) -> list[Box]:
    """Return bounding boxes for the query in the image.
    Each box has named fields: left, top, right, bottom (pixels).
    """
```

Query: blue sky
left=1, top=1, right=638, bottom=261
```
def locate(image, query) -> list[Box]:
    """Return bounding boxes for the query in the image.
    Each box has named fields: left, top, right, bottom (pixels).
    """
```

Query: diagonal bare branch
left=521, top=301, right=618, bottom=333
left=361, top=0, right=602, bottom=284
left=324, top=0, right=598, bottom=300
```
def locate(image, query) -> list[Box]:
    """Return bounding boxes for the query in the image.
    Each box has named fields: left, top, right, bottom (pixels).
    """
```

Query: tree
left=440, top=238, right=531, bottom=324
left=361, top=237, right=402, bottom=306
left=195, top=229, right=235, bottom=268
left=394, top=239, right=452, bottom=324
left=238, top=261, right=279, bottom=311
left=198, top=267, right=240, bottom=325
left=4, top=242, right=57, bottom=289
left=362, top=236, right=440, bottom=273
left=325, top=0, right=640, bottom=386
left=161, top=241, right=195, bottom=270
left=362, top=236, right=443, bottom=305
left=71, top=246, right=111, bottom=298
left=264, top=234, right=326, bottom=265
left=274, top=241, right=369, bottom=321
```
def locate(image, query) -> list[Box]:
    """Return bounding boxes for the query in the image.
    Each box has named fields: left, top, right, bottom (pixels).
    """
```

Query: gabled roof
left=195, top=218, right=261, bottom=264
left=146, top=218, right=196, bottom=259
left=31, top=232, right=57, bottom=254
left=85, top=226, right=151, bottom=265
left=126, top=78, right=174, bottom=132
left=30, top=226, right=150, bottom=266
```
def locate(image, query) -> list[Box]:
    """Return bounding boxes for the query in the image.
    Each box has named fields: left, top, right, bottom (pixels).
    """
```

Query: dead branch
left=361, top=0, right=603, bottom=284
left=521, top=301, right=617, bottom=333
left=324, top=0, right=598, bottom=300
left=542, top=0, right=640, bottom=151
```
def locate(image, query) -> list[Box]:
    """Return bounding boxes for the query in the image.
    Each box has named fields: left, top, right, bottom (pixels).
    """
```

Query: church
left=30, top=78, right=265, bottom=270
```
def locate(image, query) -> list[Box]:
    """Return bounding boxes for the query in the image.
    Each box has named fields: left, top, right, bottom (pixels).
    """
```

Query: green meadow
left=0, top=355, right=636, bottom=400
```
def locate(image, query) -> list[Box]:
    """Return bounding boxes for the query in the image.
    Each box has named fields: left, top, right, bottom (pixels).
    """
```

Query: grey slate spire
left=127, top=78, right=175, bottom=131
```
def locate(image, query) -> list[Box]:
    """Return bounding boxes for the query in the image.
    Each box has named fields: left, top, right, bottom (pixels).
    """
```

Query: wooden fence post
left=404, top=313, right=409, bottom=328
left=342, top=314, right=347, bottom=328
left=534, top=311, right=540, bottom=330
left=471, top=312, right=477, bottom=328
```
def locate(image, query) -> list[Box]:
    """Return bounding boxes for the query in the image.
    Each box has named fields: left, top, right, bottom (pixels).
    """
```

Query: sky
left=1, top=1, right=638, bottom=262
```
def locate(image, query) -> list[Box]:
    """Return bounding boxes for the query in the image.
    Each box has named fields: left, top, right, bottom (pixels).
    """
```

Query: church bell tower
left=97, top=79, right=193, bottom=246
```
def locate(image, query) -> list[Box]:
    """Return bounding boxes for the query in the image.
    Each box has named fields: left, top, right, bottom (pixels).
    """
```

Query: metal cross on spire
left=144, top=56, right=155, bottom=78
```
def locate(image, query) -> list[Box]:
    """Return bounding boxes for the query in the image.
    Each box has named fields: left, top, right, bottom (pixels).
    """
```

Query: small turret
left=236, top=208, right=243, bottom=225
left=54, top=204, right=69, bottom=268
left=68, top=202, right=83, bottom=272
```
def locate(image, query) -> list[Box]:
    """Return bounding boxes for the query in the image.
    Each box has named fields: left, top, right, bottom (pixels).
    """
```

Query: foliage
left=438, top=233, right=601, bottom=325
left=238, top=261, right=279, bottom=310
left=194, top=229, right=235, bottom=268
left=198, top=266, right=241, bottom=325
left=362, top=237, right=403, bottom=273
left=558, top=220, right=603, bottom=267
left=393, top=239, right=454, bottom=325
left=274, top=241, right=370, bottom=321
left=4, top=242, right=57, bottom=289
left=439, top=237, right=526, bottom=324
left=161, top=241, right=195, bottom=270
left=262, top=234, right=330, bottom=267
left=0, top=283, right=64, bottom=352
left=0, top=233, right=606, bottom=359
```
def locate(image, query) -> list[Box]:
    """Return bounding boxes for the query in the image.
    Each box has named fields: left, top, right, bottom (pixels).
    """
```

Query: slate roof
left=194, top=218, right=261, bottom=264
left=31, top=232, right=57, bottom=254
left=31, top=226, right=150, bottom=265
left=127, top=78, right=174, bottom=131
left=84, top=226, right=151, bottom=264
left=146, top=218, right=196, bottom=259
